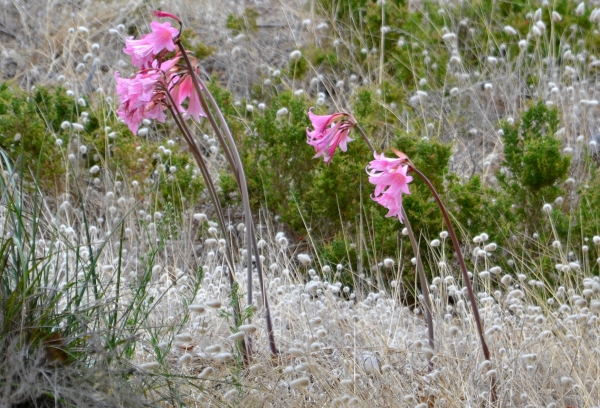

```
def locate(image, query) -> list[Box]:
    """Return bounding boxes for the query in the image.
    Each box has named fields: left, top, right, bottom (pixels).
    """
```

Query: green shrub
left=0, top=84, right=72, bottom=185
left=0, top=82, right=204, bottom=209
left=230, top=87, right=465, bottom=279
left=498, top=101, right=570, bottom=228
left=226, top=8, right=259, bottom=34
left=288, top=54, right=308, bottom=80
left=180, top=28, right=215, bottom=60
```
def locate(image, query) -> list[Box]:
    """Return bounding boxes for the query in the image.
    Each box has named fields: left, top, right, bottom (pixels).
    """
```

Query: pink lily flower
left=123, top=21, right=179, bottom=68
left=306, top=107, right=356, bottom=164
left=367, top=151, right=413, bottom=223
left=114, top=57, right=180, bottom=133
left=170, top=74, right=206, bottom=122
left=116, top=13, right=207, bottom=132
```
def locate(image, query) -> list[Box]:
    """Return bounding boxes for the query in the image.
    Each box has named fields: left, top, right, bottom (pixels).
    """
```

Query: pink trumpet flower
left=114, top=57, right=179, bottom=134
left=123, top=21, right=179, bottom=68
left=367, top=150, right=413, bottom=223
left=116, top=13, right=207, bottom=133
left=170, top=74, right=206, bottom=122
left=306, top=108, right=356, bottom=164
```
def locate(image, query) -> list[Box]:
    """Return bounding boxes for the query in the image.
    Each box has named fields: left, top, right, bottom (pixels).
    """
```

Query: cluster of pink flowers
left=366, top=151, right=412, bottom=223
left=115, top=14, right=204, bottom=134
left=306, top=110, right=412, bottom=223
left=306, top=108, right=355, bottom=164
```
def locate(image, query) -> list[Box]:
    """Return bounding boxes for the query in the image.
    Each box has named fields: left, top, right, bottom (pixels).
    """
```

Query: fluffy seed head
left=228, top=332, right=245, bottom=341
left=215, top=352, right=233, bottom=362
left=139, top=362, right=160, bottom=371
left=238, top=324, right=257, bottom=333
left=175, top=333, right=192, bottom=342
left=188, top=304, right=205, bottom=314
left=297, top=254, right=312, bottom=266
left=290, top=377, right=310, bottom=389
left=178, top=353, right=192, bottom=365
left=206, top=300, right=221, bottom=309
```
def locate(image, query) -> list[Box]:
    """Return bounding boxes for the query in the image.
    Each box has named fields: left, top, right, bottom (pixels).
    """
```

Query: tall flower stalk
left=307, top=111, right=496, bottom=402
left=114, top=11, right=278, bottom=358
left=173, top=38, right=278, bottom=356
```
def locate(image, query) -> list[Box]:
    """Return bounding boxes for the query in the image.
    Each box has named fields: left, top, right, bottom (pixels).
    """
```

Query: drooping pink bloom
left=306, top=107, right=356, bottom=164
left=367, top=151, right=413, bottom=223
left=123, top=21, right=179, bottom=68
left=116, top=13, right=207, bottom=132
left=114, top=57, right=179, bottom=133
left=170, top=74, right=206, bottom=122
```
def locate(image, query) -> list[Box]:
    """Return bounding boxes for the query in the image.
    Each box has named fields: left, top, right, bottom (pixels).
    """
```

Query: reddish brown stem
left=165, top=100, right=249, bottom=364
left=401, top=208, right=434, bottom=364
left=409, top=166, right=497, bottom=403
left=356, top=124, right=434, bottom=368
left=175, top=42, right=278, bottom=355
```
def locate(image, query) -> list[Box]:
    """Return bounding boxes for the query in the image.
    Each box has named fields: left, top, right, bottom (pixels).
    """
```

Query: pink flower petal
left=306, top=109, right=355, bottom=164
left=367, top=153, right=412, bottom=223
left=123, top=21, right=179, bottom=68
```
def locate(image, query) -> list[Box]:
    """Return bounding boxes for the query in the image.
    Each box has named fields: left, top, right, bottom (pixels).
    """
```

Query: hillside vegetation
left=1, top=0, right=600, bottom=406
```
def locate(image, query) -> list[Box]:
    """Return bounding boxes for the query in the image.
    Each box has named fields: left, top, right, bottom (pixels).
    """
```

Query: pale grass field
left=1, top=0, right=600, bottom=407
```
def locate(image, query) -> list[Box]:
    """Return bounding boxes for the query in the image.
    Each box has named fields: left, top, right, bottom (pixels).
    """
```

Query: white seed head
left=189, top=304, right=206, bottom=314
left=297, top=254, right=312, bottom=266
left=421, top=347, right=434, bottom=359
left=519, top=40, right=528, bottom=50
left=178, top=353, right=192, bottom=365
left=204, top=345, right=222, bottom=354
left=198, top=367, right=214, bottom=379
left=206, top=300, right=221, bottom=309
left=139, top=362, right=160, bottom=371
left=215, top=352, right=233, bottom=363
left=238, top=324, right=257, bottom=334
left=290, top=377, right=310, bottom=389
left=193, top=213, right=207, bottom=223
left=552, top=11, right=562, bottom=22
left=484, top=243, right=497, bottom=251
left=228, top=332, right=245, bottom=341
left=175, top=333, right=192, bottom=342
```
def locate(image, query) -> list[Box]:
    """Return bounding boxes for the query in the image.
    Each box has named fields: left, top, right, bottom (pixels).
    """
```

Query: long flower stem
left=166, top=101, right=249, bottom=363
left=354, top=125, right=434, bottom=364
left=401, top=208, right=434, bottom=358
left=355, top=124, right=434, bottom=365
left=409, top=166, right=496, bottom=402
left=354, top=125, right=377, bottom=156
left=176, top=44, right=278, bottom=355
left=200, top=77, right=278, bottom=355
